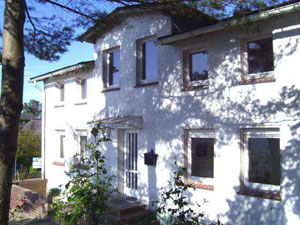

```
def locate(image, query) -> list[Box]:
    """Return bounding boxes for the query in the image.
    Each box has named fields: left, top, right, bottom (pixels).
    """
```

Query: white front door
left=124, top=130, right=139, bottom=197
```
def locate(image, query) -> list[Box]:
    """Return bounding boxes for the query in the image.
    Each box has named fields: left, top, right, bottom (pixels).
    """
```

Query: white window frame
left=240, top=35, right=274, bottom=80
left=136, top=34, right=158, bottom=85
left=187, top=129, right=214, bottom=185
left=241, top=128, right=280, bottom=192
left=103, top=46, right=121, bottom=89
left=182, top=45, right=210, bottom=89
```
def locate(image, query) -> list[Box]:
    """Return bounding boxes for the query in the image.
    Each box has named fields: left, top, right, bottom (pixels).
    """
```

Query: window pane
left=247, top=37, right=274, bottom=74
left=60, top=84, right=64, bottom=102
left=191, top=138, right=214, bottom=178
left=108, top=50, right=120, bottom=86
left=60, top=135, right=65, bottom=158
left=80, top=136, right=87, bottom=159
left=189, top=51, right=209, bottom=81
left=248, top=138, right=280, bottom=185
left=143, top=40, right=158, bottom=81
left=81, top=79, right=87, bottom=99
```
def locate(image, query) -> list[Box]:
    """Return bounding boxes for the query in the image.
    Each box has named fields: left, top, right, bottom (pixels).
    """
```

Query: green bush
left=49, top=124, right=117, bottom=225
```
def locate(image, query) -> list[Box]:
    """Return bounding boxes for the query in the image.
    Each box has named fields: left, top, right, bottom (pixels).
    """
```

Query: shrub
left=49, top=124, right=117, bottom=225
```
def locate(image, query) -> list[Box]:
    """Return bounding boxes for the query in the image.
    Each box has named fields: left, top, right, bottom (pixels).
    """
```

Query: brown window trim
left=238, top=76, right=275, bottom=85
left=181, top=85, right=209, bottom=92
left=237, top=188, right=281, bottom=201
left=184, top=181, right=214, bottom=191
left=134, top=81, right=159, bottom=88
left=52, top=161, right=65, bottom=167
left=101, top=87, right=120, bottom=93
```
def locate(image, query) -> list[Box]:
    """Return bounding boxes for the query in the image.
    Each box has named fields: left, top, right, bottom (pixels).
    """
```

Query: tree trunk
left=0, top=0, right=25, bottom=224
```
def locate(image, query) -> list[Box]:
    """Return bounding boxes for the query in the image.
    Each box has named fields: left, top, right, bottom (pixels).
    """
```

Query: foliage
left=49, top=124, right=117, bottom=225
left=17, top=130, right=41, bottom=170
left=153, top=161, right=222, bottom=225
left=9, top=197, right=27, bottom=222
left=23, top=100, right=42, bottom=117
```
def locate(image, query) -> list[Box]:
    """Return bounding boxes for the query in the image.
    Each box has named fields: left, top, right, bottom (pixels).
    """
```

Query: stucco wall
left=43, top=12, right=300, bottom=225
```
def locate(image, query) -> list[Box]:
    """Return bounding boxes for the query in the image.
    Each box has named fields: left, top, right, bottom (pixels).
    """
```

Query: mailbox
left=144, top=150, right=158, bottom=166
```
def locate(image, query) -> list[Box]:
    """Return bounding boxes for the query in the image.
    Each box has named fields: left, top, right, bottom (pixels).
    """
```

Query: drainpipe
left=33, top=80, right=46, bottom=179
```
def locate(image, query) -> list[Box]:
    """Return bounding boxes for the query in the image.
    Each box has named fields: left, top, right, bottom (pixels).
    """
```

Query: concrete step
left=107, top=202, right=147, bottom=217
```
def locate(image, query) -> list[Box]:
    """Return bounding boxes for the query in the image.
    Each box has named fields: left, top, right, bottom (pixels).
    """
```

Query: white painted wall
left=42, top=12, right=300, bottom=225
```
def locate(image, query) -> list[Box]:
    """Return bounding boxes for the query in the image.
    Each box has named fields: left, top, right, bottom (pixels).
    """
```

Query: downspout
left=33, top=80, right=46, bottom=179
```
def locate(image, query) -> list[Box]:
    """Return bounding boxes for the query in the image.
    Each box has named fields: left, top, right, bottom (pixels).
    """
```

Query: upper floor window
left=189, top=51, right=209, bottom=82
left=136, top=35, right=158, bottom=86
left=183, top=46, right=209, bottom=91
left=247, top=37, right=274, bottom=74
left=241, top=128, right=280, bottom=193
left=80, top=79, right=87, bottom=99
left=60, top=83, right=65, bottom=102
left=241, top=36, right=274, bottom=82
left=103, top=46, right=120, bottom=89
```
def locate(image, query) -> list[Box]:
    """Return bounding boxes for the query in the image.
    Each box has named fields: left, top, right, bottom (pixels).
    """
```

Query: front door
left=124, top=130, right=138, bottom=197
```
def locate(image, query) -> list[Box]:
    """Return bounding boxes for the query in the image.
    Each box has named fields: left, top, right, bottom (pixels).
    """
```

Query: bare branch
left=42, top=0, right=98, bottom=21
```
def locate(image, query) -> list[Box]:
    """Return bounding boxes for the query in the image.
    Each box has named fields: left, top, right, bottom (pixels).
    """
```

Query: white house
left=30, top=2, right=300, bottom=224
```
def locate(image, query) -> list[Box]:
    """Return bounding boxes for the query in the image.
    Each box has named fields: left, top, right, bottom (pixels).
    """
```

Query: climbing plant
left=49, top=124, right=117, bottom=225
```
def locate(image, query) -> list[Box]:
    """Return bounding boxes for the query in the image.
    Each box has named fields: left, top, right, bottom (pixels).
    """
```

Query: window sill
left=182, top=85, right=209, bottom=92
left=101, top=87, right=120, bottom=93
left=238, top=76, right=275, bottom=85
left=74, top=101, right=87, bottom=106
left=54, top=103, right=65, bottom=108
left=237, top=188, right=280, bottom=201
left=184, top=182, right=214, bottom=191
left=134, top=81, right=159, bottom=88
left=52, top=161, right=65, bottom=167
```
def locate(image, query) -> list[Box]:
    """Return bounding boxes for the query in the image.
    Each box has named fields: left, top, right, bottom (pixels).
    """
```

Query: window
left=247, top=37, right=274, bottom=74
left=60, top=84, right=64, bottom=102
left=103, top=47, right=120, bottom=88
left=241, top=128, right=280, bottom=192
left=183, top=47, right=209, bottom=90
left=136, top=35, right=158, bottom=85
left=189, top=51, right=209, bottom=82
left=241, top=36, right=275, bottom=82
left=186, top=129, right=214, bottom=185
left=80, top=136, right=87, bottom=159
left=59, top=135, right=65, bottom=159
left=80, top=79, right=87, bottom=99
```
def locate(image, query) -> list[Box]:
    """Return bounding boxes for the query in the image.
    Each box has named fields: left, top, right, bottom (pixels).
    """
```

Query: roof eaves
left=157, top=1, right=300, bottom=45
left=29, top=60, right=94, bottom=82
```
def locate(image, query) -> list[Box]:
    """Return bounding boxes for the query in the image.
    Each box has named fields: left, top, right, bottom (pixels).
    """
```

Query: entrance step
left=103, top=194, right=159, bottom=225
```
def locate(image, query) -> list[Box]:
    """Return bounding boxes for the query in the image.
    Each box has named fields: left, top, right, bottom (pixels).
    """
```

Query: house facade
left=30, top=2, right=300, bottom=225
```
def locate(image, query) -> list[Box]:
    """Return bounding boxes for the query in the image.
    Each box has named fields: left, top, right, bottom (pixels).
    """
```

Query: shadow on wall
left=93, top=19, right=300, bottom=224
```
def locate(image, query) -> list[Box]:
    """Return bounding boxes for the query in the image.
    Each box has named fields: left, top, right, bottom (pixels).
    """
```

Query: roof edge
left=157, top=1, right=300, bottom=45
left=29, top=60, right=94, bottom=83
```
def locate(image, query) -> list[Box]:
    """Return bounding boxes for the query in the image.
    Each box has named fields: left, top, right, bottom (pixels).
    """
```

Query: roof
left=78, top=3, right=218, bottom=43
left=22, top=119, right=41, bottom=136
left=157, top=0, right=300, bottom=45
left=20, top=113, right=39, bottom=121
left=30, top=60, right=94, bottom=82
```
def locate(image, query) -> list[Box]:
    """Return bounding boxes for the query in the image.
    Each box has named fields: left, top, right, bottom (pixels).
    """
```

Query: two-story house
left=30, top=2, right=300, bottom=224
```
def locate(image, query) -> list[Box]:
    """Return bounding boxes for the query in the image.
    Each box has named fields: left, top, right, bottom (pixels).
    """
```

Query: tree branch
left=42, top=0, right=98, bottom=22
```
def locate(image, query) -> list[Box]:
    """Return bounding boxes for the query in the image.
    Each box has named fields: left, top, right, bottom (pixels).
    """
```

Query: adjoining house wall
left=43, top=11, right=300, bottom=225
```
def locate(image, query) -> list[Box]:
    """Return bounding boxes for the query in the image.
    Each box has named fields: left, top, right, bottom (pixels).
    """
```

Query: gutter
left=30, top=61, right=94, bottom=83
left=157, top=2, right=300, bottom=45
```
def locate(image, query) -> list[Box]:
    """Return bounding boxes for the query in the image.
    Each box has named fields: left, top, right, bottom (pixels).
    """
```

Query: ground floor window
left=241, top=128, right=280, bottom=192
left=184, top=129, right=215, bottom=186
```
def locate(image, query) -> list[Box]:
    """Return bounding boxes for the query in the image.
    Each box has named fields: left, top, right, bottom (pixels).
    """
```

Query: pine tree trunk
left=0, top=0, right=25, bottom=224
